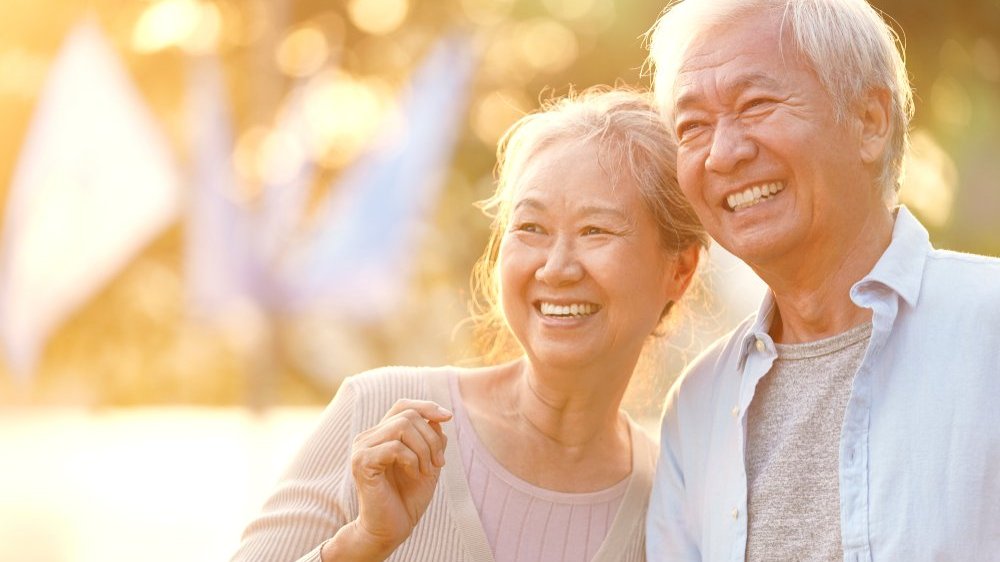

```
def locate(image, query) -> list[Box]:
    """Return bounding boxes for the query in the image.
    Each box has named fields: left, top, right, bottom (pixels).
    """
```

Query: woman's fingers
left=428, top=421, right=447, bottom=467
left=384, top=400, right=451, bottom=471
left=384, top=399, right=453, bottom=423
left=354, top=439, right=423, bottom=480
left=354, top=400, right=452, bottom=476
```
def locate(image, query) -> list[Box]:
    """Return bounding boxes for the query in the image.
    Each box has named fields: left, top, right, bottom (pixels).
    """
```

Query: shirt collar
left=738, top=290, right=777, bottom=370
left=850, top=205, right=930, bottom=309
left=735, top=205, right=931, bottom=368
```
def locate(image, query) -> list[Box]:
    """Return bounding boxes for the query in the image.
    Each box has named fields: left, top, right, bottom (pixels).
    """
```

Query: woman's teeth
left=539, top=302, right=598, bottom=317
left=727, top=182, right=784, bottom=211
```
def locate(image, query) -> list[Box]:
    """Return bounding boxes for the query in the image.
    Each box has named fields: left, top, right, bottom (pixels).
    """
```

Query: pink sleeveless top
left=448, top=373, right=628, bottom=562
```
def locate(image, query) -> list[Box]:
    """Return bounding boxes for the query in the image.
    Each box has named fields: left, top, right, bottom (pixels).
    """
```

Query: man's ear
left=859, top=88, right=892, bottom=165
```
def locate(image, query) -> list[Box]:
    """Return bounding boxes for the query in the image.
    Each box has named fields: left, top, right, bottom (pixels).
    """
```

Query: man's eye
left=583, top=226, right=610, bottom=236
left=743, top=98, right=774, bottom=112
left=677, top=121, right=703, bottom=138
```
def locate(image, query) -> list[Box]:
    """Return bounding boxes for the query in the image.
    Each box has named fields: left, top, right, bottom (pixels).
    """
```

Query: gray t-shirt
left=745, top=322, right=872, bottom=561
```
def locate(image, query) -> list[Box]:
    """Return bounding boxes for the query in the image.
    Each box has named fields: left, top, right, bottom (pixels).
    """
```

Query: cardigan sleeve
left=231, top=377, right=361, bottom=562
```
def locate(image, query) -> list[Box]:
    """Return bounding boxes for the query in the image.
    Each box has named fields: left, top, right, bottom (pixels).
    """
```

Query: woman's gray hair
left=470, top=86, right=708, bottom=362
left=646, top=0, right=914, bottom=203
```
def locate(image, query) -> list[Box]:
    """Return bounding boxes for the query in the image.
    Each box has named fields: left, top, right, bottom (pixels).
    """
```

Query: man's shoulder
left=921, top=248, right=1000, bottom=305
left=671, top=314, right=756, bottom=399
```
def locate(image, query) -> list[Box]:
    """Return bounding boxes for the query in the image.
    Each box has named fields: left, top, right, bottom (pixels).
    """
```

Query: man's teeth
left=727, top=182, right=784, bottom=211
left=540, top=302, right=598, bottom=317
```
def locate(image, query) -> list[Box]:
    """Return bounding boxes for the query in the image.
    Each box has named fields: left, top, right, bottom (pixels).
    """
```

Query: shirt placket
left=840, top=287, right=899, bottom=562
left=731, top=333, right=776, bottom=562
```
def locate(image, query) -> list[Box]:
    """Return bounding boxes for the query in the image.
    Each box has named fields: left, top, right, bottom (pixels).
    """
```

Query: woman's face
left=499, top=139, right=693, bottom=373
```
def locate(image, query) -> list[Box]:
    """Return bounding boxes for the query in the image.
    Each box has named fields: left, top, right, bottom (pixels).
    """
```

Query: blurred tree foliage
left=0, top=0, right=997, bottom=408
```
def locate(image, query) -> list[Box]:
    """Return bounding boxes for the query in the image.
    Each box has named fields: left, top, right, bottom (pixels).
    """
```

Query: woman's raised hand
left=322, top=399, right=452, bottom=561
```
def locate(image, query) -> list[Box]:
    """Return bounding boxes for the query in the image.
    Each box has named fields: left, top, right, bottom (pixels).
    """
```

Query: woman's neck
left=458, top=358, right=634, bottom=491
left=508, top=360, right=627, bottom=449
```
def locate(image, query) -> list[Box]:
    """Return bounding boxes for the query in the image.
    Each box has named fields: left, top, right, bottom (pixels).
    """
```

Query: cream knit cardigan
left=231, top=366, right=655, bottom=562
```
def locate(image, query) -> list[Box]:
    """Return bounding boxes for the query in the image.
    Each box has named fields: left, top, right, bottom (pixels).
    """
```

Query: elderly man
left=645, top=0, right=1000, bottom=560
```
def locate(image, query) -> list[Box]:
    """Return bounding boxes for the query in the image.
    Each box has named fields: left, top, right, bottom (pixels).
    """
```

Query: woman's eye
left=583, top=226, right=609, bottom=236
left=514, top=222, right=542, bottom=234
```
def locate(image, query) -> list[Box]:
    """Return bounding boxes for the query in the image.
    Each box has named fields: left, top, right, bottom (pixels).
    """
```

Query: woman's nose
left=534, top=236, right=584, bottom=286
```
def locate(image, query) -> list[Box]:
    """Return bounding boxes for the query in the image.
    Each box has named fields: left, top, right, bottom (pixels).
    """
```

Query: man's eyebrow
left=730, top=72, right=782, bottom=93
left=675, top=72, right=783, bottom=110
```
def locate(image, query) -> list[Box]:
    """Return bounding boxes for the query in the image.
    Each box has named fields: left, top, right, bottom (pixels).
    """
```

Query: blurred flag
left=256, top=82, right=314, bottom=266
left=183, top=53, right=261, bottom=322
left=0, top=17, right=181, bottom=378
left=184, top=59, right=316, bottom=328
left=281, top=33, right=478, bottom=321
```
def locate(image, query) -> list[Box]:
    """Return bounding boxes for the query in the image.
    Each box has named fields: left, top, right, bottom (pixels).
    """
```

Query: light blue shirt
left=647, top=207, right=1000, bottom=561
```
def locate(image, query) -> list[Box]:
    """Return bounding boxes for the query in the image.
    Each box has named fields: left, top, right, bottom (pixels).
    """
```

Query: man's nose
left=705, top=119, right=757, bottom=174
left=534, top=236, right=584, bottom=286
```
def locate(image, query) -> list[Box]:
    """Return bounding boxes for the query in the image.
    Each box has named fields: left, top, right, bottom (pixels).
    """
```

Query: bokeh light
left=900, top=129, right=958, bottom=228
left=542, top=0, right=599, bottom=20
left=347, top=0, right=410, bottom=36
left=471, top=88, right=532, bottom=146
left=1, top=1, right=998, bottom=560
left=258, top=127, right=308, bottom=187
left=460, top=0, right=516, bottom=27
left=931, top=74, right=973, bottom=129
left=275, top=25, right=329, bottom=77
left=302, top=69, right=393, bottom=167
left=972, top=38, right=1000, bottom=82
left=132, top=0, right=203, bottom=53
left=514, top=18, right=579, bottom=74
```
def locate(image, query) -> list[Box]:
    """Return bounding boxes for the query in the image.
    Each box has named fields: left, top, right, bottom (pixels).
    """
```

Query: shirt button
left=731, top=508, right=739, bottom=519
left=755, top=338, right=766, bottom=352
left=731, top=405, right=739, bottom=417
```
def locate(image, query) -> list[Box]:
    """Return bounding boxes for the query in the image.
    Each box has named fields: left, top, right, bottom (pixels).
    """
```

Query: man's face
left=671, top=10, right=881, bottom=269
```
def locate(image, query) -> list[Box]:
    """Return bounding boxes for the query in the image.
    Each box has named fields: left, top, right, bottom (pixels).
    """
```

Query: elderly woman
left=232, top=88, right=707, bottom=562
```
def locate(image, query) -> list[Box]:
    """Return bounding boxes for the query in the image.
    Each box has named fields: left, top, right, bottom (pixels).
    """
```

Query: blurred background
left=0, top=0, right=997, bottom=560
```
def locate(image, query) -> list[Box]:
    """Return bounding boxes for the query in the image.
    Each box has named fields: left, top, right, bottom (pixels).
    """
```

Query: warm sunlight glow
left=471, top=89, right=531, bottom=146
left=276, top=26, right=329, bottom=78
left=259, top=128, right=308, bottom=187
left=542, top=0, right=598, bottom=20
left=480, top=25, right=536, bottom=85
left=931, top=75, right=972, bottom=129
left=459, top=0, right=515, bottom=27
left=302, top=70, right=392, bottom=167
left=514, top=18, right=579, bottom=74
left=180, top=0, right=222, bottom=54
left=900, top=129, right=958, bottom=228
left=972, top=38, right=1000, bottom=82
left=347, top=0, right=410, bottom=36
left=0, top=49, right=46, bottom=100
left=132, top=0, right=203, bottom=53
left=0, top=409, right=319, bottom=562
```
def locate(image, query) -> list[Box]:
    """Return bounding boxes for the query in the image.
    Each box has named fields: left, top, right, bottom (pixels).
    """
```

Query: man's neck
left=759, top=210, right=894, bottom=344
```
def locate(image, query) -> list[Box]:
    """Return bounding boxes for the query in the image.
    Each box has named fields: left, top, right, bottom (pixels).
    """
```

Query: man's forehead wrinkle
left=674, top=67, right=783, bottom=111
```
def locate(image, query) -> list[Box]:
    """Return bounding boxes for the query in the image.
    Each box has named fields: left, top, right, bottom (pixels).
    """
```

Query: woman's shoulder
left=337, top=364, right=485, bottom=414
left=341, top=365, right=447, bottom=399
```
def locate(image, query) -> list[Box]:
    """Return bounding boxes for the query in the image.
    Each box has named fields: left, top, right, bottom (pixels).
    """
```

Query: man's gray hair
left=646, top=0, right=914, bottom=203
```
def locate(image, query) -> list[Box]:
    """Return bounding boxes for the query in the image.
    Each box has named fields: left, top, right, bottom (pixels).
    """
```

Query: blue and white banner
left=0, top=18, right=180, bottom=377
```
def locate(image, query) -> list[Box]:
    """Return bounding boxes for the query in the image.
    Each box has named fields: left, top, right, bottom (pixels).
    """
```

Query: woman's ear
left=664, top=243, right=701, bottom=302
left=859, top=88, right=891, bottom=165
